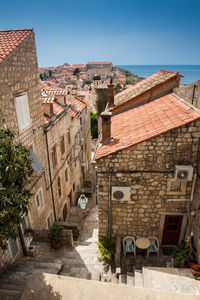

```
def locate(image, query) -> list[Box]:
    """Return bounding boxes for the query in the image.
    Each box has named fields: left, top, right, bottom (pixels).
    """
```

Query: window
left=65, top=168, right=68, bottom=182
left=52, top=145, right=57, bottom=168
left=60, top=135, right=65, bottom=155
left=58, top=176, right=62, bottom=198
left=29, top=148, right=43, bottom=174
left=15, top=94, right=31, bottom=131
left=47, top=211, right=53, bottom=230
left=73, top=183, right=75, bottom=191
left=67, top=129, right=71, bottom=143
left=35, top=188, right=44, bottom=209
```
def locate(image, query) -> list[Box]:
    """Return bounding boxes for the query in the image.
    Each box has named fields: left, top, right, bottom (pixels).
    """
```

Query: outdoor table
left=136, top=237, right=150, bottom=250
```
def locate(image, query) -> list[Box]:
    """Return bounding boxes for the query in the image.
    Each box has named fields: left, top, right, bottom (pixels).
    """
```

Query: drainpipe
left=107, top=175, right=112, bottom=239
left=192, top=84, right=196, bottom=105
left=44, top=129, right=57, bottom=221
left=18, top=226, right=27, bottom=256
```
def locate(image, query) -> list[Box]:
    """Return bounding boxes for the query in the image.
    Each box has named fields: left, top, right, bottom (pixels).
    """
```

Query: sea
left=116, top=65, right=200, bottom=85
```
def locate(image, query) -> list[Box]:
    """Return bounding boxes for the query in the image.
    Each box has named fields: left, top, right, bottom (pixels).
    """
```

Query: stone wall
left=174, top=81, right=200, bottom=262
left=45, top=103, right=91, bottom=222
left=0, top=32, right=52, bottom=269
left=174, top=81, right=200, bottom=108
left=96, top=120, right=200, bottom=243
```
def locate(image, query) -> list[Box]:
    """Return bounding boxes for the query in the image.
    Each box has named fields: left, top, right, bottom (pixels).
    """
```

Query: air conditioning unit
left=174, top=165, right=194, bottom=181
left=112, top=186, right=131, bottom=201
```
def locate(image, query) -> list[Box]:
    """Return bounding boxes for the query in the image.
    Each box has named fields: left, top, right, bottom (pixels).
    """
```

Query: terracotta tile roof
left=114, top=70, right=183, bottom=108
left=71, top=64, right=85, bottom=68
left=87, top=61, right=112, bottom=65
left=95, top=93, right=200, bottom=160
left=44, top=89, right=69, bottom=96
left=44, top=115, right=51, bottom=124
left=71, top=108, right=78, bottom=117
left=74, top=97, right=86, bottom=111
left=42, top=96, right=55, bottom=103
left=53, top=102, right=65, bottom=115
left=0, top=29, right=33, bottom=64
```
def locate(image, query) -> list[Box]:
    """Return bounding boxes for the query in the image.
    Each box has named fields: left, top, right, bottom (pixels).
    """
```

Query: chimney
left=101, top=111, right=112, bottom=144
left=107, top=84, right=114, bottom=108
left=50, top=103, right=54, bottom=115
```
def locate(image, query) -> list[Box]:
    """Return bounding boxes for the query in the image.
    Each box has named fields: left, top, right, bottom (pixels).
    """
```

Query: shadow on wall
left=20, top=271, right=62, bottom=300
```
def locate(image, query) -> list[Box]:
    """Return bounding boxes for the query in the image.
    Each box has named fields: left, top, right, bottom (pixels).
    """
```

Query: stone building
left=0, top=29, right=53, bottom=270
left=42, top=89, right=91, bottom=221
left=0, top=29, right=92, bottom=272
left=95, top=92, right=200, bottom=253
left=173, top=81, right=200, bottom=261
left=111, top=69, right=183, bottom=114
left=86, top=61, right=112, bottom=81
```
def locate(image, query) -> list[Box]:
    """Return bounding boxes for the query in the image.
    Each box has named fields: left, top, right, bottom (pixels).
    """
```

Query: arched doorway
left=63, top=203, right=68, bottom=221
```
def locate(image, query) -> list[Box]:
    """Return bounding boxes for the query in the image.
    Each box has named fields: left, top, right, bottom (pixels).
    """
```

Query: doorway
left=162, top=215, right=183, bottom=245
left=63, top=203, right=68, bottom=221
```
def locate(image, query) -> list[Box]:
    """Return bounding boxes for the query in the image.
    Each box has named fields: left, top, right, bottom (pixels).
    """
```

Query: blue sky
left=0, top=0, right=200, bottom=67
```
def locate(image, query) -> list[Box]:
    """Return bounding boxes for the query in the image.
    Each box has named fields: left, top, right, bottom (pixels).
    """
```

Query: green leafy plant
left=97, top=237, right=115, bottom=262
left=115, top=83, right=122, bottom=90
left=171, top=240, right=196, bottom=267
left=49, top=223, right=64, bottom=248
left=24, top=228, right=34, bottom=238
left=90, top=112, right=98, bottom=139
left=0, top=128, right=32, bottom=250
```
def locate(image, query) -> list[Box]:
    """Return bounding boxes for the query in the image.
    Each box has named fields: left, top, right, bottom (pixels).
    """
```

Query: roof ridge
left=0, top=28, right=33, bottom=33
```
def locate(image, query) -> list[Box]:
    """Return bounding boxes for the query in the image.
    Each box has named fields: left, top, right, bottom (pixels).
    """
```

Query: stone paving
left=32, top=195, right=104, bottom=280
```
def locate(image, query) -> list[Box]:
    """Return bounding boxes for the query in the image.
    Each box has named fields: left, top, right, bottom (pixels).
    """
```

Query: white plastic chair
left=147, top=236, right=159, bottom=259
left=123, top=236, right=136, bottom=258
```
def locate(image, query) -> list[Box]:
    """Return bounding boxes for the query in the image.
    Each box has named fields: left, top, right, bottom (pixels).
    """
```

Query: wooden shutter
left=15, top=94, right=31, bottom=130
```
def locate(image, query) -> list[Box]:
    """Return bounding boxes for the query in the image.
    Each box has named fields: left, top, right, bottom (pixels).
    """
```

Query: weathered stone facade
left=96, top=121, right=200, bottom=246
left=0, top=30, right=52, bottom=270
left=86, top=62, right=112, bottom=81
left=44, top=98, right=91, bottom=221
left=174, top=80, right=200, bottom=108
left=174, top=81, right=200, bottom=262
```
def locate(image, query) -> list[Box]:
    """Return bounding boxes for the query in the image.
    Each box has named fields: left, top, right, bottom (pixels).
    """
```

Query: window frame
left=51, top=145, right=57, bottom=168
left=15, top=93, right=31, bottom=131
left=35, top=187, right=44, bottom=211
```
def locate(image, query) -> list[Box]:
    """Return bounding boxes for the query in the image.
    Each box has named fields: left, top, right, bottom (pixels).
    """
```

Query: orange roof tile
left=0, top=29, right=33, bottom=64
left=114, top=70, right=183, bottom=108
left=95, top=93, right=200, bottom=160
left=44, top=115, right=51, bottom=124
left=71, top=108, right=78, bottom=117
left=53, top=102, right=65, bottom=115
left=87, top=61, right=112, bottom=65
left=74, top=97, right=86, bottom=111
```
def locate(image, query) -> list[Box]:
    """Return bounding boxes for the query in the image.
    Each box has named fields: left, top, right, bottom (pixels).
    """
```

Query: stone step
left=60, top=270, right=100, bottom=281
left=134, top=270, right=144, bottom=288
left=0, top=282, right=25, bottom=291
left=119, top=274, right=126, bottom=285
left=126, top=272, right=135, bottom=286
left=142, top=267, right=200, bottom=295
left=20, top=256, right=62, bottom=264
left=0, top=288, right=22, bottom=298
left=8, top=261, right=62, bottom=274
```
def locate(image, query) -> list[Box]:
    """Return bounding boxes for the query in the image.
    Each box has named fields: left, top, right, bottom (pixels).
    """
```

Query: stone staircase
left=118, top=267, right=200, bottom=296
left=0, top=256, right=62, bottom=299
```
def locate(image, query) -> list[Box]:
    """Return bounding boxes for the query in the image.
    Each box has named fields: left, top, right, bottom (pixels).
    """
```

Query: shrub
left=97, top=237, right=115, bottom=262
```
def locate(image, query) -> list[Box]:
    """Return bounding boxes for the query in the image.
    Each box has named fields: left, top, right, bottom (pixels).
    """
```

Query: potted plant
left=97, top=237, right=115, bottom=263
left=49, top=223, right=64, bottom=249
left=171, top=240, right=196, bottom=268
